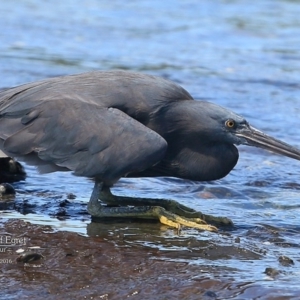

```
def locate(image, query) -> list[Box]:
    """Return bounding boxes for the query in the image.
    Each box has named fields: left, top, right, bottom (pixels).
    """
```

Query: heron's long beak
left=236, top=125, right=300, bottom=161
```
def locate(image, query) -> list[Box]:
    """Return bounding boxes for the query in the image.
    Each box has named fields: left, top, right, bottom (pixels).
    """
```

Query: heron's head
left=198, top=101, right=300, bottom=161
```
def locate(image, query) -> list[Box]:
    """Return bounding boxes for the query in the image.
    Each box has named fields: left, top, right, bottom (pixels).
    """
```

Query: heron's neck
left=168, top=142, right=239, bottom=181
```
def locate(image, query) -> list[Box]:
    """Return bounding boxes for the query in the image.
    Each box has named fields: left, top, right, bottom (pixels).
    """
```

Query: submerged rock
left=0, top=183, right=16, bottom=196
left=16, top=252, right=44, bottom=263
left=278, top=255, right=294, bottom=267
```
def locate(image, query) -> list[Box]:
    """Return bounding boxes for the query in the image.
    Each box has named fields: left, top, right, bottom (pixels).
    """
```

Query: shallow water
left=1, top=0, right=300, bottom=298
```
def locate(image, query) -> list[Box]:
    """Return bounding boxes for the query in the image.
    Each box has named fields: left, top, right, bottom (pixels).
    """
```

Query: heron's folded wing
left=0, top=96, right=167, bottom=182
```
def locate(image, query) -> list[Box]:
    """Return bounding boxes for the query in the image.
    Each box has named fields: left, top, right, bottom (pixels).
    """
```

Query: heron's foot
left=87, top=200, right=217, bottom=232
left=163, top=200, right=233, bottom=227
left=88, top=182, right=229, bottom=232
left=99, top=186, right=233, bottom=227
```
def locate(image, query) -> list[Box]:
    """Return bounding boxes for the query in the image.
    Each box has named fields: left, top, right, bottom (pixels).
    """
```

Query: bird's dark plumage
left=0, top=70, right=247, bottom=184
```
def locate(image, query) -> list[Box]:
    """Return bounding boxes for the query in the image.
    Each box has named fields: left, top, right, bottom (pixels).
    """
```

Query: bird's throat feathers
left=150, top=100, right=240, bottom=181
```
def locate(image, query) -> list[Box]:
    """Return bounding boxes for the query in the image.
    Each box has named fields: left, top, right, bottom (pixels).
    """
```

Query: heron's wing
left=0, top=95, right=167, bottom=183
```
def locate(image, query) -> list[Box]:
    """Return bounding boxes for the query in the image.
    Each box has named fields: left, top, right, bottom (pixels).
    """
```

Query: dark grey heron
left=1, top=70, right=300, bottom=232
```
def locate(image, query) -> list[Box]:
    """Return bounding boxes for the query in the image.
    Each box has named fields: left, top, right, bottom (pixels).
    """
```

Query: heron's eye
left=225, top=119, right=236, bottom=129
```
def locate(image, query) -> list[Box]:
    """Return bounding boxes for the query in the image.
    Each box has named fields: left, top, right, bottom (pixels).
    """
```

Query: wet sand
left=0, top=218, right=298, bottom=300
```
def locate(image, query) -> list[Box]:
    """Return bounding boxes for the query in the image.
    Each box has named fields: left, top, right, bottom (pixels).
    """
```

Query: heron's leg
left=99, top=185, right=232, bottom=226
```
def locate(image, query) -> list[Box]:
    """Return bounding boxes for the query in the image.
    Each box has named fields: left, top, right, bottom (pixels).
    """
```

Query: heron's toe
left=158, top=212, right=218, bottom=232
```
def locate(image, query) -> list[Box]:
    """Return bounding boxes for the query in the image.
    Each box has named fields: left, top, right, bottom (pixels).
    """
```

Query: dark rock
left=278, top=255, right=294, bottom=267
left=0, top=183, right=16, bottom=196
left=16, top=252, right=44, bottom=263
left=264, top=267, right=280, bottom=277
left=0, top=157, right=26, bottom=183
left=203, top=290, right=217, bottom=298
left=67, top=193, right=76, bottom=200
